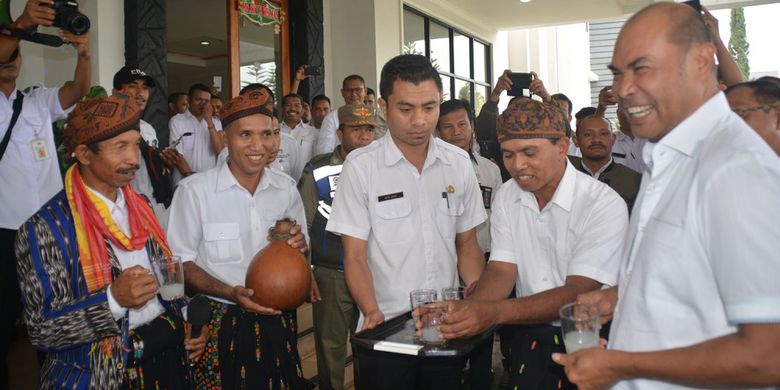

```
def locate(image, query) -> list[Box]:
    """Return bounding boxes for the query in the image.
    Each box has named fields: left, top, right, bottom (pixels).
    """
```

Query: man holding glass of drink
left=437, top=99, right=628, bottom=390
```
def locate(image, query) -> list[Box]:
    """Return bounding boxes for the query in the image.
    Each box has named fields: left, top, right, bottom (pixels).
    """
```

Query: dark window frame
left=403, top=6, right=492, bottom=112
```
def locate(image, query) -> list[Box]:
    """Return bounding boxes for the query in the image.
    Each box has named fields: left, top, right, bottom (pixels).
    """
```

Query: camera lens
left=67, top=13, right=91, bottom=35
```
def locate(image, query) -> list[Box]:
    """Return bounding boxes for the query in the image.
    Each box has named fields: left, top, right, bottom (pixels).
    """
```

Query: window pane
left=453, top=33, right=470, bottom=78
left=429, top=22, right=450, bottom=73
left=473, top=41, right=487, bottom=83
left=440, top=74, right=452, bottom=101
left=475, top=85, right=488, bottom=114
left=403, top=10, right=426, bottom=56
left=455, top=79, right=471, bottom=103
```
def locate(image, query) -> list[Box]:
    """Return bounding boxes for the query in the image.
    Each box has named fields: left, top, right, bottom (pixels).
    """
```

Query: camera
left=47, top=1, right=91, bottom=35
left=508, top=72, right=532, bottom=97
left=304, top=66, right=322, bottom=76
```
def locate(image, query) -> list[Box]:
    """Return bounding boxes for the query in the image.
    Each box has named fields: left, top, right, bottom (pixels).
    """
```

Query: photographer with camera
left=0, top=0, right=91, bottom=386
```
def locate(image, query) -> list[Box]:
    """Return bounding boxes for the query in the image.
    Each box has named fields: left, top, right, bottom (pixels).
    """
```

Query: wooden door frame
left=227, top=0, right=291, bottom=99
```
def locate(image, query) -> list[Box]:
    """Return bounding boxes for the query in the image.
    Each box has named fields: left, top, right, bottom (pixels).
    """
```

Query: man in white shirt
left=281, top=93, right=319, bottom=176
left=168, top=83, right=224, bottom=184
left=439, top=99, right=627, bottom=390
left=555, top=4, right=780, bottom=389
left=112, top=66, right=172, bottom=226
left=596, top=87, right=646, bottom=173
left=326, top=54, right=487, bottom=390
left=15, top=94, right=205, bottom=388
left=0, top=2, right=93, bottom=385
left=167, top=91, right=310, bottom=389
left=311, top=94, right=332, bottom=130
left=315, top=75, right=367, bottom=155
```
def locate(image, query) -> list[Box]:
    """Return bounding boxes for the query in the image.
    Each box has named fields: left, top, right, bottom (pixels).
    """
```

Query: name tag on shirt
left=378, top=192, right=404, bottom=202
left=31, top=138, right=50, bottom=161
left=479, top=185, right=492, bottom=209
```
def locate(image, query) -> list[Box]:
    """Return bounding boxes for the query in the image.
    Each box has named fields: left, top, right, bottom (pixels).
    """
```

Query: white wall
left=504, top=24, right=592, bottom=116
left=10, top=0, right=124, bottom=91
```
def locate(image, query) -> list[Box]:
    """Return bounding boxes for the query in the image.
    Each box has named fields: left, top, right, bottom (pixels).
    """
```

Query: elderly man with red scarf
left=14, top=93, right=206, bottom=389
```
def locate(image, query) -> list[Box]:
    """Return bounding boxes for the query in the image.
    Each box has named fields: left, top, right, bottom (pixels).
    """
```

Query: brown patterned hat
left=496, top=99, right=567, bottom=143
left=338, top=104, right=379, bottom=127
left=64, top=93, right=140, bottom=160
left=221, top=90, right=274, bottom=128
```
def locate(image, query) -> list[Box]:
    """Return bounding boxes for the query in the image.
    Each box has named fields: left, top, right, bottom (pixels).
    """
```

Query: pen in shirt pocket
left=442, top=191, right=450, bottom=208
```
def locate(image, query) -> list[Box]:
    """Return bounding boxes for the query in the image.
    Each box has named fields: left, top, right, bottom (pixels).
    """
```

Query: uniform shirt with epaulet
left=568, top=156, right=641, bottom=214
left=298, top=146, right=347, bottom=270
left=326, top=135, right=487, bottom=326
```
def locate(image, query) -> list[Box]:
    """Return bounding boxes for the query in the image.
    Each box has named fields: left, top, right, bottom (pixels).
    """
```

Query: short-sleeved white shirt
left=289, top=122, right=319, bottom=171
left=471, top=153, right=503, bottom=254
left=273, top=132, right=303, bottom=182
left=609, top=93, right=780, bottom=390
left=166, top=160, right=308, bottom=304
left=489, top=161, right=627, bottom=299
left=326, top=135, right=487, bottom=325
left=0, top=86, right=71, bottom=229
left=169, top=110, right=222, bottom=184
left=612, top=132, right=646, bottom=174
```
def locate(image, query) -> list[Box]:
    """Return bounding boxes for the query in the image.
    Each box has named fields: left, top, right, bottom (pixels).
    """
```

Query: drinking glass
left=151, top=255, right=185, bottom=300
left=559, top=302, right=600, bottom=353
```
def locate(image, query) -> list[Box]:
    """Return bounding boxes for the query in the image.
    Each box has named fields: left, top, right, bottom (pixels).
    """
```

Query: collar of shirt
left=516, top=160, right=576, bottom=213
left=581, top=157, right=613, bottom=178
left=329, top=146, right=346, bottom=165
left=281, top=120, right=304, bottom=134
left=382, top=134, right=450, bottom=168
left=1, top=88, right=20, bottom=104
left=215, top=160, right=285, bottom=194
left=183, top=109, right=205, bottom=124
left=642, top=92, right=726, bottom=175
left=86, top=185, right=129, bottom=233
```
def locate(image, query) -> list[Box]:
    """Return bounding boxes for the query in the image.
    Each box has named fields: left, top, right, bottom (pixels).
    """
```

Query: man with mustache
left=0, top=1, right=92, bottom=386
left=568, top=115, right=641, bottom=213
left=555, top=3, right=780, bottom=389
left=14, top=94, right=206, bottom=388
left=281, top=93, right=318, bottom=179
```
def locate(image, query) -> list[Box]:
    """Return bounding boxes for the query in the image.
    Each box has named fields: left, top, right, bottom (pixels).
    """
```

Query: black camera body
left=48, top=0, right=90, bottom=35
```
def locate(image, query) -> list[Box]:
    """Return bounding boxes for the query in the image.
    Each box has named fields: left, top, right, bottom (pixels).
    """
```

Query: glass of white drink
left=419, top=301, right=447, bottom=345
left=151, top=255, right=185, bottom=300
left=559, top=302, right=600, bottom=353
left=410, top=289, right=438, bottom=319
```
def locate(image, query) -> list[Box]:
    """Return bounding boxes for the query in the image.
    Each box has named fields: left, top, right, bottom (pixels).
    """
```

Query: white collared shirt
left=490, top=161, right=627, bottom=299
left=169, top=110, right=223, bottom=184
left=0, top=87, right=71, bottom=229
left=272, top=132, right=304, bottom=182
left=580, top=157, right=614, bottom=180
left=289, top=121, right=319, bottom=170
left=610, top=93, right=780, bottom=390
left=315, top=110, right=340, bottom=155
left=471, top=153, right=503, bottom=254
left=326, top=135, right=487, bottom=326
left=89, top=187, right=166, bottom=330
left=612, top=132, right=646, bottom=173
left=166, top=160, right=308, bottom=304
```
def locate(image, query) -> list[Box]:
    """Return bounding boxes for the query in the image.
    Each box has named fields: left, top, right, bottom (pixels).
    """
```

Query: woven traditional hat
left=338, top=104, right=379, bottom=127
left=220, top=90, right=274, bottom=128
left=496, top=99, right=567, bottom=143
left=64, top=93, right=140, bottom=159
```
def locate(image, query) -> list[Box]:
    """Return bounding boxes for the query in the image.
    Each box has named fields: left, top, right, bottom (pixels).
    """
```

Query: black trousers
left=354, top=348, right=466, bottom=390
left=0, top=228, right=20, bottom=390
left=509, top=325, right=575, bottom=390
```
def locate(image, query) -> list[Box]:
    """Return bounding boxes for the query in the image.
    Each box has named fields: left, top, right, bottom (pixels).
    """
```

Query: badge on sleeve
left=31, top=138, right=50, bottom=160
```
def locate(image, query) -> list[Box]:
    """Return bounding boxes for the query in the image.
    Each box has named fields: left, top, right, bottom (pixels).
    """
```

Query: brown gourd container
left=245, top=218, right=311, bottom=310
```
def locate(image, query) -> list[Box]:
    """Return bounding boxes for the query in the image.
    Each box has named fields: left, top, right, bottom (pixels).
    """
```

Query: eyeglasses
left=732, top=103, right=780, bottom=119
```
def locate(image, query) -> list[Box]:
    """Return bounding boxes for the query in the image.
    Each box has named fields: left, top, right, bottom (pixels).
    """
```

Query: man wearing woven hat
left=437, top=99, right=627, bottom=390
left=167, top=90, right=310, bottom=389
left=298, top=103, right=377, bottom=390
left=14, top=94, right=207, bottom=389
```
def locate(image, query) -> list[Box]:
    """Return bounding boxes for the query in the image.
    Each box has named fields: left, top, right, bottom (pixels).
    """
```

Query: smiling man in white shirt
left=167, top=91, right=310, bottom=389
left=555, top=3, right=780, bottom=390
left=438, top=99, right=627, bottom=390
